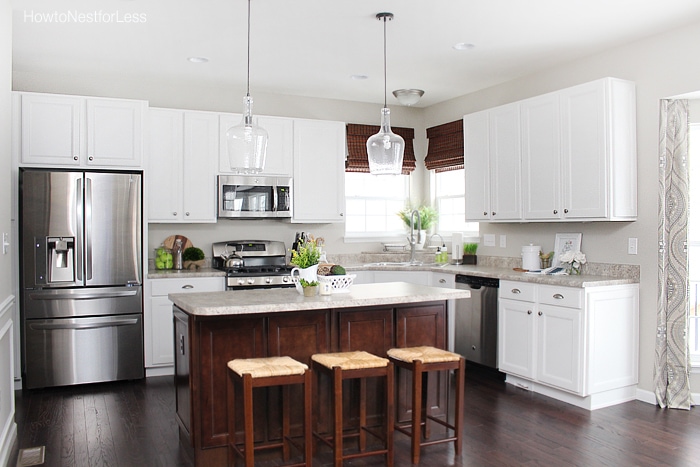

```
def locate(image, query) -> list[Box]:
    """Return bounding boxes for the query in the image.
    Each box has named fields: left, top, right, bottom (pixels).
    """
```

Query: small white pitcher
left=290, top=264, right=319, bottom=284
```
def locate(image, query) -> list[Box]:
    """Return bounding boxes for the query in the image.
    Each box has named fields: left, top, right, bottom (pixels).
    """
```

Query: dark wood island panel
left=174, top=300, right=449, bottom=467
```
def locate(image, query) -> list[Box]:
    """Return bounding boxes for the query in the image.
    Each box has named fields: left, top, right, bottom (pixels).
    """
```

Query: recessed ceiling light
left=453, top=43, right=475, bottom=51
left=187, top=57, right=209, bottom=63
left=351, top=74, right=369, bottom=80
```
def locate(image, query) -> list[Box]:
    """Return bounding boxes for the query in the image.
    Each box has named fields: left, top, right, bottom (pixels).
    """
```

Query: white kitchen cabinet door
left=373, top=270, right=431, bottom=286
left=86, top=98, right=144, bottom=167
left=463, top=111, right=491, bottom=221
left=536, top=303, right=583, bottom=393
left=145, top=277, right=224, bottom=367
left=292, top=118, right=346, bottom=223
left=182, top=111, right=218, bottom=222
left=498, top=298, right=535, bottom=379
left=20, top=93, right=82, bottom=166
left=489, top=103, right=522, bottom=220
left=431, top=273, right=455, bottom=288
left=148, top=109, right=183, bottom=222
left=218, top=113, right=293, bottom=177
left=521, top=93, right=562, bottom=220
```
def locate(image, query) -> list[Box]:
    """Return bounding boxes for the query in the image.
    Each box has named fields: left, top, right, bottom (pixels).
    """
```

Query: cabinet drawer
left=500, top=280, right=536, bottom=302
left=151, top=277, right=223, bottom=296
left=538, top=284, right=583, bottom=309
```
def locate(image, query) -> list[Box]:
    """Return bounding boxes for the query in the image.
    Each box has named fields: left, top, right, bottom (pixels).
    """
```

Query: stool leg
left=242, top=374, right=255, bottom=467
left=454, top=359, right=465, bottom=456
left=227, top=371, right=236, bottom=467
left=304, top=370, right=313, bottom=467
left=282, top=385, right=291, bottom=461
left=386, top=362, right=395, bottom=467
left=422, top=371, right=431, bottom=440
left=359, top=377, right=367, bottom=452
left=333, top=367, right=343, bottom=467
left=411, top=361, right=423, bottom=465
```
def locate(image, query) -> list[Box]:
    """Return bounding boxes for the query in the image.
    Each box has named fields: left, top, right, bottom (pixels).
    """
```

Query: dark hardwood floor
left=9, top=365, right=700, bottom=466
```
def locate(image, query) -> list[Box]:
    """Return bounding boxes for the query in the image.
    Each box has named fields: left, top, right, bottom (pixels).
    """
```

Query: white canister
left=521, top=244, right=541, bottom=271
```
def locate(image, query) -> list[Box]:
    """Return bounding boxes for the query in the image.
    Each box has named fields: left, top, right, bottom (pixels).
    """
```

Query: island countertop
left=169, top=281, right=471, bottom=316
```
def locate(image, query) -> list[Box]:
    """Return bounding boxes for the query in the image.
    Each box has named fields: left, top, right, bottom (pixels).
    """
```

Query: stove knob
left=247, top=278, right=255, bottom=285
left=282, top=276, right=290, bottom=283
left=265, top=278, right=272, bottom=284
left=237, top=279, right=245, bottom=286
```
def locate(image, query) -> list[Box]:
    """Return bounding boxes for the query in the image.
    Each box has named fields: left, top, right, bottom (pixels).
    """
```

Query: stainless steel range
left=212, top=240, right=295, bottom=289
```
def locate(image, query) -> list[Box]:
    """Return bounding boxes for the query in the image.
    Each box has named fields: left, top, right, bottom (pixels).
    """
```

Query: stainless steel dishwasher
left=454, top=275, right=499, bottom=368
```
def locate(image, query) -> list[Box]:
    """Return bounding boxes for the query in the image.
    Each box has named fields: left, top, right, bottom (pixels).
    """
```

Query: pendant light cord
left=246, top=0, right=251, bottom=97
left=382, top=15, right=387, bottom=108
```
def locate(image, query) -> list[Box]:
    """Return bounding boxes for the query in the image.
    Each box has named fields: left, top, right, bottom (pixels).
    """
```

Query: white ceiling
left=12, top=0, right=700, bottom=107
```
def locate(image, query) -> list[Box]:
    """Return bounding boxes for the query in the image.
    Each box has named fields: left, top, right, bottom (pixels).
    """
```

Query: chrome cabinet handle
left=172, top=212, right=177, bottom=216
left=88, top=156, right=94, bottom=161
left=553, top=210, right=558, bottom=214
left=564, top=209, right=569, bottom=214
left=511, top=288, right=521, bottom=294
left=483, top=211, right=488, bottom=216
left=492, top=212, right=496, bottom=216
left=527, top=310, right=532, bottom=315
left=553, top=293, right=564, bottom=300
left=179, top=334, right=186, bottom=355
left=73, top=155, right=79, bottom=161
left=439, top=279, right=446, bottom=283
left=538, top=311, right=543, bottom=316
left=185, top=212, right=190, bottom=216
left=182, top=284, right=194, bottom=289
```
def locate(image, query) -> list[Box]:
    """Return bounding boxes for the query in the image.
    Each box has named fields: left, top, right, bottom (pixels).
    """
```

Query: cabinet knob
left=340, top=213, right=344, bottom=217
left=564, top=209, right=569, bottom=214
left=553, top=293, right=564, bottom=300
left=73, top=155, right=79, bottom=161
left=511, top=288, right=521, bottom=294
left=439, top=279, right=446, bottom=283
left=492, top=212, right=496, bottom=216
left=553, top=210, right=558, bottom=214
left=472, top=345, right=477, bottom=351
left=88, top=156, right=94, bottom=161
left=527, top=310, right=532, bottom=315
left=172, top=212, right=177, bottom=216
left=483, top=212, right=488, bottom=216
left=179, top=334, right=185, bottom=355
left=538, top=311, right=543, bottom=316
left=185, top=212, right=190, bottom=216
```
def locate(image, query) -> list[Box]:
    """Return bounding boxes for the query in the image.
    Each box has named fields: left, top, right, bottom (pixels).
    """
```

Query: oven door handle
left=29, top=317, right=139, bottom=331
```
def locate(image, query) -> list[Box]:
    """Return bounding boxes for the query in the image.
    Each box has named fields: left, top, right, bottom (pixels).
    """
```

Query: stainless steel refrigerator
left=19, top=169, right=144, bottom=389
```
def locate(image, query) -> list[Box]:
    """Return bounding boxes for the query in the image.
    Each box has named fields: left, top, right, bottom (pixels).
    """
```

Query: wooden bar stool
left=227, top=356, right=312, bottom=467
left=311, top=350, right=394, bottom=467
left=387, top=346, right=465, bottom=464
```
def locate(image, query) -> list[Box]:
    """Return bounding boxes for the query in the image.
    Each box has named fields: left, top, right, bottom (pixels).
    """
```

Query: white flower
left=573, top=251, right=586, bottom=264
left=559, top=250, right=575, bottom=264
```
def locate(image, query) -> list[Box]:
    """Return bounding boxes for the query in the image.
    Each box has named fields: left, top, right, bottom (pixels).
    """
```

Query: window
left=432, top=169, right=479, bottom=235
left=344, top=173, right=409, bottom=238
left=688, top=124, right=700, bottom=365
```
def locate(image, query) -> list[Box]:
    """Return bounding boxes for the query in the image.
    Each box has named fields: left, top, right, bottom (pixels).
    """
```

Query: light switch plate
left=499, top=235, right=507, bottom=248
left=628, top=237, right=638, bottom=255
left=483, top=234, right=496, bottom=247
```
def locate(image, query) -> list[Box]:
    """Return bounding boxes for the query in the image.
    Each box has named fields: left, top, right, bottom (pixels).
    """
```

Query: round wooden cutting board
left=162, top=235, right=194, bottom=251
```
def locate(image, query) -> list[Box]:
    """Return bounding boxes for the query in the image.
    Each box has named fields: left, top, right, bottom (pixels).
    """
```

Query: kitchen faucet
left=408, top=209, right=422, bottom=265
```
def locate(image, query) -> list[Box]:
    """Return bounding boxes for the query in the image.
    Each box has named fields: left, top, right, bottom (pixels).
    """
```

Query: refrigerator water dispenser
left=47, top=237, right=75, bottom=283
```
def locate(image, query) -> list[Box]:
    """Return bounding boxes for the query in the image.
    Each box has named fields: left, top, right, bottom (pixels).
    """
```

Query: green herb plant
left=290, top=241, right=321, bottom=269
left=463, top=243, right=478, bottom=255
left=299, top=278, right=319, bottom=288
left=183, top=247, right=205, bottom=262
left=397, top=205, right=438, bottom=231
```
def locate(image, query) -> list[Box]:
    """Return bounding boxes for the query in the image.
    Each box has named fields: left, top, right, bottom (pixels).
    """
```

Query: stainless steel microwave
left=218, top=175, right=293, bottom=219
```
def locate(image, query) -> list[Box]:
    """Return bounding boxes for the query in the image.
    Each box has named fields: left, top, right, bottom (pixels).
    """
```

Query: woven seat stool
left=311, top=350, right=394, bottom=467
left=227, top=356, right=312, bottom=467
left=387, top=346, right=465, bottom=464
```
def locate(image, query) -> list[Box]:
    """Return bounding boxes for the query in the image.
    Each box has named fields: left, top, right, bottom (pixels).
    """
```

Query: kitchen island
left=170, top=282, right=470, bottom=467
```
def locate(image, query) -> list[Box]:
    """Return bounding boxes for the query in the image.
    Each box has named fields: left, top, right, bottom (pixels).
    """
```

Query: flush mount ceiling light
left=366, top=12, right=405, bottom=175
left=226, top=0, right=268, bottom=174
left=392, top=89, right=424, bottom=106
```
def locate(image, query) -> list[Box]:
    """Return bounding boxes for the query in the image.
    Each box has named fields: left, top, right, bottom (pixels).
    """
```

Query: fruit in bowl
left=155, top=247, right=174, bottom=270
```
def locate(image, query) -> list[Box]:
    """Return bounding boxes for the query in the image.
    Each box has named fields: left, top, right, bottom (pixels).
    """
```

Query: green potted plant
left=290, top=240, right=321, bottom=283
left=397, top=205, right=438, bottom=249
left=299, top=278, right=319, bottom=297
left=462, top=242, right=478, bottom=265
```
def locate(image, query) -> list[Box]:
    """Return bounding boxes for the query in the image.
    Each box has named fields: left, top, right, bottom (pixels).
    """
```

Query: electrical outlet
left=499, top=235, right=507, bottom=248
left=628, top=237, right=638, bottom=255
left=483, top=234, right=496, bottom=247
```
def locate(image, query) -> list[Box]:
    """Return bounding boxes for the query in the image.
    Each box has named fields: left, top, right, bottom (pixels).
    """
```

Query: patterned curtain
left=654, top=99, right=693, bottom=409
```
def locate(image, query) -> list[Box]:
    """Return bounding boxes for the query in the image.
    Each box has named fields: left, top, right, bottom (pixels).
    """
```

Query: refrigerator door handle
left=76, top=177, right=84, bottom=282
left=29, top=317, right=140, bottom=331
left=28, top=289, right=139, bottom=301
left=85, top=176, right=93, bottom=281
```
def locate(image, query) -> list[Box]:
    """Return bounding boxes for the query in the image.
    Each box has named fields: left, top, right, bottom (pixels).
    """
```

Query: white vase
left=291, top=264, right=319, bottom=284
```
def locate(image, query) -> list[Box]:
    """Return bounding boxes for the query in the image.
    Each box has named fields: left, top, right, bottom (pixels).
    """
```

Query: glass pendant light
left=366, top=12, right=405, bottom=175
left=227, top=0, right=268, bottom=174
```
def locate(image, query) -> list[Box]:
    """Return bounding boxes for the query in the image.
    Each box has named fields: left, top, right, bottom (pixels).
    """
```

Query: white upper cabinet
left=148, top=109, right=218, bottom=223
left=292, top=118, right=346, bottom=223
left=218, top=113, right=294, bottom=177
left=463, top=103, right=521, bottom=222
left=465, top=77, right=637, bottom=223
left=17, top=92, right=145, bottom=168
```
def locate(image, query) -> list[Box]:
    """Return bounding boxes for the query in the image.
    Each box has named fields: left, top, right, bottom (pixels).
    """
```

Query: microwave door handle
left=272, top=186, right=278, bottom=212
left=75, top=177, right=84, bottom=282
left=85, top=176, right=93, bottom=281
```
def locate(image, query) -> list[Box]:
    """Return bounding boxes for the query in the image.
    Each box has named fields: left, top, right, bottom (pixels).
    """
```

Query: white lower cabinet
left=373, top=270, right=431, bottom=286
left=498, top=280, right=638, bottom=410
left=145, top=277, right=224, bottom=368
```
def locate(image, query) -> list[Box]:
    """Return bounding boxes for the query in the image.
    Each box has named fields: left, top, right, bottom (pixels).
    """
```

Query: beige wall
left=13, top=18, right=700, bottom=396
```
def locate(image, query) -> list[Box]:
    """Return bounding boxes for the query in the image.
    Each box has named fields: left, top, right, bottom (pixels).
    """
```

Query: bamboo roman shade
left=346, top=124, right=416, bottom=174
left=424, top=119, right=464, bottom=172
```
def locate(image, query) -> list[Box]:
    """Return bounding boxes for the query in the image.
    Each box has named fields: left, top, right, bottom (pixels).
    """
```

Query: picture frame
left=552, top=233, right=582, bottom=267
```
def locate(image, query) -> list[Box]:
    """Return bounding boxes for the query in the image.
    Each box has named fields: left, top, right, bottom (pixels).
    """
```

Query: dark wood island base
left=169, top=283, right=470, bottom=467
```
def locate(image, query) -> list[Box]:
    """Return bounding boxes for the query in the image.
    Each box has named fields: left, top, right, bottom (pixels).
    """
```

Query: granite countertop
left=169, top=282, right=471, bottom=316
left=147, top=267, right=226, bottom=279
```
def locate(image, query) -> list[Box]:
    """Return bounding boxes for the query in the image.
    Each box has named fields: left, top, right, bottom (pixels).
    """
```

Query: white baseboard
left=146, top=366, right=174, bottom=377
left=636, top=387, right=700, bottom=407
left=0, top=421, right=17, bottom=467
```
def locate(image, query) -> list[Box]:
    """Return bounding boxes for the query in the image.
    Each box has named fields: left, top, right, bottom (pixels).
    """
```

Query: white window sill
left=343, top=234, right=406, bottom=244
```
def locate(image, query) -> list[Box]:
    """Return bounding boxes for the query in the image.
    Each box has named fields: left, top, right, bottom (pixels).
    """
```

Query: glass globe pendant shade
left=227, top=95, right=268, bottom=174
left=367, top=107, right=405, bottom=175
